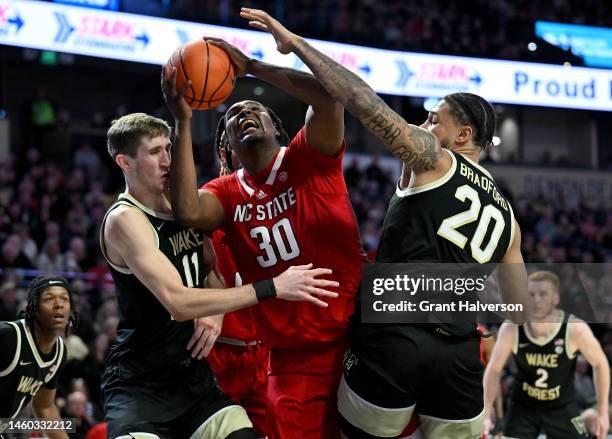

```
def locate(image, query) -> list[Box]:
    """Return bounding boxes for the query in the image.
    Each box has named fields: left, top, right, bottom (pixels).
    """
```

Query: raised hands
left=240, top=7, right=301, bottom=55
left=161, top=64, right=192, bottom=121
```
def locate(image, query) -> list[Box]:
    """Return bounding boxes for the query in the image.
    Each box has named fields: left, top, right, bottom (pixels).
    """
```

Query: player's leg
left=502, top=400, right=541, bottom=439
left=416, top=331, right=484, bottom=439
left=241, top=343, right=269, bottom=437
left=266, top=341, right=346, bottom=439
left=104, top=386, right=174, bottom=439
left=208, top=342, right=269, bottom=437
left=179, top=384, right=256, bottom=439
left=542, top=403, right=590, bottom=439
left=337, top=336, right=418, bottom=439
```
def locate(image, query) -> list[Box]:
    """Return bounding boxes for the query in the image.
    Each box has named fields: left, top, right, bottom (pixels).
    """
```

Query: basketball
left=166, top=39, right=236, bottom=110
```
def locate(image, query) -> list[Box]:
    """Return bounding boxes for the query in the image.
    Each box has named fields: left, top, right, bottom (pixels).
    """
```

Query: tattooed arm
left=241, top=7, right=447, bottom=174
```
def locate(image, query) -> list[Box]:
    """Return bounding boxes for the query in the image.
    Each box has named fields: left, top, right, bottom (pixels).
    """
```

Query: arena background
left=0, top=0, right=611, bottom=437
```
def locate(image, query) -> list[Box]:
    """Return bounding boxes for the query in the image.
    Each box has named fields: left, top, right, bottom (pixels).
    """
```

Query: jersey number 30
left=437, top=185, right=505, bottom=263
left=250, top=218, right=300, bottom=268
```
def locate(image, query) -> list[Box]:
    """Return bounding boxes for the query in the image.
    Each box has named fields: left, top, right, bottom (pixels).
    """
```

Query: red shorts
left=266, top=340, right=347, bottom=439
left=207, top=341, right=269, bottom=436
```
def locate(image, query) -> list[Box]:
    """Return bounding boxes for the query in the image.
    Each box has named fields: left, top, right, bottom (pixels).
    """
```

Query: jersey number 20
left=437, top=185, right=505, bottom=263
left=250, top=218, right=300, bottom=268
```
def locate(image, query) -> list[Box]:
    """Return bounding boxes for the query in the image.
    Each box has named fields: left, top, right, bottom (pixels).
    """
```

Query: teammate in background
left=0, top=275, right=75, bottom=439
left=237, top=8, right=529, bottom=438
left=207, top=145, right=269, bottom=437
left=164, top=35, right=367, bottom=438
left=484, top=271, right=610, bottom=439
left=100, top=113, right=339, bottom=439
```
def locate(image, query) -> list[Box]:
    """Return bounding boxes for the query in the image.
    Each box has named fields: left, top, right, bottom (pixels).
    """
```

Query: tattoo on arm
left=295, top=40, right=438, bottom=171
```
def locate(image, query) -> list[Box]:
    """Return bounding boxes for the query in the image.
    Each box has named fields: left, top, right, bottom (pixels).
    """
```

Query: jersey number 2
left=250, top=218, right=300, bottom=268
left=437, top=185, right=505, bottom=263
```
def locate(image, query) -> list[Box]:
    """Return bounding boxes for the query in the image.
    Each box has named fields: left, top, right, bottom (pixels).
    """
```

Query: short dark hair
left=19, top=275, right=78, bottom=336
left=214, top=105, right=290, bottom=172
left=443, top=93, right=496, bottom=149
left=107, top=113, right=172, bottom=159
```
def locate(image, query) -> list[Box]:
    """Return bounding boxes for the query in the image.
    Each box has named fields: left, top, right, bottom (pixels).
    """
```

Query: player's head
left=423, top=93, right=495, bottom=151
left=107, top=113, right=172, bottom=193
left=19, top=275, right=78, bottom=337
left=528, top=270, right=560, bottom=319
left=216, top=100, right=289, bottom=171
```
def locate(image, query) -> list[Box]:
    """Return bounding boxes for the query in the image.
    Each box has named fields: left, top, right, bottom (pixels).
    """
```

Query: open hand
left=273, top=263, right=339, bottom=307
left=187, top=314, right=223, bottom=359
left=205, top=37, right=251, bottom=77
left=240, top=7, right=301, bottom=55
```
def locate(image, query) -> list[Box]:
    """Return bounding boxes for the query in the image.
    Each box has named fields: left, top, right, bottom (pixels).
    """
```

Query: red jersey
left=204, top=128, right=366, bottom=348
left=212, top=230, right=258, bottom=341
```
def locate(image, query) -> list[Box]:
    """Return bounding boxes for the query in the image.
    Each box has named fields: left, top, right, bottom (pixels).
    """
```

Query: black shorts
left=504, top=400, right=589, bottom=439
left=338, top=324, right=484, bottom=438
left=103, top=358, right=253, bottom=438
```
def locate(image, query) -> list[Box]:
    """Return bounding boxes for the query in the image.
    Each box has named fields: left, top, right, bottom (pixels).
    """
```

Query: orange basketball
left=166, top=39, right=236, bottom=110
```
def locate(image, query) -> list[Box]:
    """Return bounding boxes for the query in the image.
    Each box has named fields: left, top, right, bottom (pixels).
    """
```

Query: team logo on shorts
left=278, top=172, right=288, bottom=182
left=344, top=352, right=359, bottom=373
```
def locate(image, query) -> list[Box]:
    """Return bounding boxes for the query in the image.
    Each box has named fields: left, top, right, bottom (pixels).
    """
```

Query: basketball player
left=206, top=145, right=269, bottom=437
left=483, top=271, right=610, bottom=439
left=238, top=8, right=529, bottom=438
left=0, top=275, right=75, bottom=439
left=100, top=113, right=339, bottom=439
left=163, top=36, right=367, bottom=438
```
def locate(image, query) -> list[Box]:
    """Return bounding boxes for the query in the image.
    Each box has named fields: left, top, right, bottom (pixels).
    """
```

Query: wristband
left=254, top=279, right=277, bottom=302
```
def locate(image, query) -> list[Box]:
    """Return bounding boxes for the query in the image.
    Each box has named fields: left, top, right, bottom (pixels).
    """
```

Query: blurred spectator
left=35, top=238, right=65, bottom=271
left=74, top=142, right=102, bottom=174
left=0, top=281, right=19, bottom=321
left=64, top=391, right=95, bottom=439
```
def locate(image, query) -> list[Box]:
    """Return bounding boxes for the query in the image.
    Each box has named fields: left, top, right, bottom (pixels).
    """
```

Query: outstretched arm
left=570, top=320, right=610, bottom=439
left=207, top=38, right=343, bottom=155
left=483, top=322, right=515, bottom=435
left=32, top=388, right=70, bottom=439
left=240, top=8, right=447, bottom=174
left=162, top=65, right=225, bottom=229
left=104, top=205, right=339, bottom=320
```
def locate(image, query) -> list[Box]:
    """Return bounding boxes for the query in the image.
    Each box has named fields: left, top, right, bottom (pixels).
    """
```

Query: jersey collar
left=237, top=147, right=287, bottom=196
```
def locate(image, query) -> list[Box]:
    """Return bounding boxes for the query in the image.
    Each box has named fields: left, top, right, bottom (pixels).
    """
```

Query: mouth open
left=238, top=117, right=260, bottom=136
left=52, top=314, right=65, bottom=324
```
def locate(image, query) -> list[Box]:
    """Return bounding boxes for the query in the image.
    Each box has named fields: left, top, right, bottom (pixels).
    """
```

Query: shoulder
left=567, top=314, right=588, bottom=337
left=105, top=204, right=149, bottom=236
left=0, top=320, right=19, bottom=340
left=202, top=175, right=233, bottom=193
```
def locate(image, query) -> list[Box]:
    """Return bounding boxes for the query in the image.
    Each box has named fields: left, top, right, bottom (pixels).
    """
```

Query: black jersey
left=100, top=193, right=212, bottom=386
left=373, top=151, right=514, bottom=336
left=0, top=320, right=66, bottom=419
left=376, top=150, right=514, bottom=264
left=511, top=312, right=577, bottom=409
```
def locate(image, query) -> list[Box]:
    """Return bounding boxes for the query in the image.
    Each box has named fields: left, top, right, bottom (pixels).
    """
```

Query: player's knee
left=225, top=427, right=258, bottom=439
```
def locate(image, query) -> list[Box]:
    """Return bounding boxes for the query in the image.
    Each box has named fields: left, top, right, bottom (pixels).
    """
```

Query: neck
left=450, top=144, right=480, bottom=163
left=125, top=181, right=171, bottom=214
left=238, top=142, right=279, bottom=176
left=33, top=322, right=58, bottom=354
left=528, top=309, right=562, bottom=330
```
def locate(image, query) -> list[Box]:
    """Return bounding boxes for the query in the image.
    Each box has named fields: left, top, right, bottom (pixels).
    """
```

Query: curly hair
left=443, top=93, right=496, bottom=149
left=19, top=275, right=78, bottom=336
left=214, top=105, right=290, bottom=172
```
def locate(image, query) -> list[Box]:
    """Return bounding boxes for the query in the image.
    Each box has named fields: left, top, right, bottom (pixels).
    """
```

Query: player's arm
left=240, top=8, right=449, bottom=174
left=569, top=319, right=610, bottom=439
left=497, top=220, right=529, bottom=324
left=483, top=322, right=516, bottom=433
left=31, top=387, right=69, bottom=439
left=207, top=38, right=344, bottom=156
left=104, top=206, right=339, bottom=321
left=161, top=66, right=225, bottom=229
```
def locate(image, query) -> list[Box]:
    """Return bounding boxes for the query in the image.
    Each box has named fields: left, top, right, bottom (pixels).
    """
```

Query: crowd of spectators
left=163, top=0, right=612, bottom=62
left=0, top=100, right=610, bottom=435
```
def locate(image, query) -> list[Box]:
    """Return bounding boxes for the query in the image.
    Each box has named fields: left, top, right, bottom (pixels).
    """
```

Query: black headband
left=27, top=276, right=71, bottom=301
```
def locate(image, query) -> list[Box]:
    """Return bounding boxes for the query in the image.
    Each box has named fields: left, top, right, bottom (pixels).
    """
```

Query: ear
left=553, top=292, right=560, bottom=306
left=115, top=154, right=133, bottom=172
left=455, top=125, right=473, bottom=145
